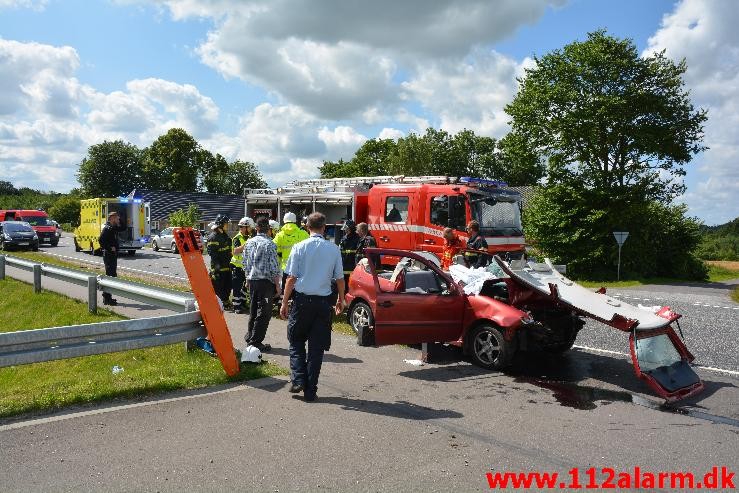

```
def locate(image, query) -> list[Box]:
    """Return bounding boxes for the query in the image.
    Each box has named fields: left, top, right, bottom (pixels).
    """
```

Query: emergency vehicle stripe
left=367, top=223, right=525, bottom=245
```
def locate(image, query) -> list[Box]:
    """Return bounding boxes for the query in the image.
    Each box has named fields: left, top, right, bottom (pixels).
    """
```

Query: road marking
left=574, top=345, right=739, bottom=376
left=0, top=377, right=289, bottom=431
left=39, top=252, right=191, bottom=281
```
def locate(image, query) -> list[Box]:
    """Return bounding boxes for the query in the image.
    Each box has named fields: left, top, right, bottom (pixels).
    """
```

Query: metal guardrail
left=0, top=254, right=196, bottom=313
left=0, top=311, right=206, bottom=368
left=0, top=254, right=208, bottom=369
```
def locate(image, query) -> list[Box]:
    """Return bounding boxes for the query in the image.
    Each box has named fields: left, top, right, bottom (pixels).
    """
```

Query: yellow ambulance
left=73, top=197, right=151, bottom=255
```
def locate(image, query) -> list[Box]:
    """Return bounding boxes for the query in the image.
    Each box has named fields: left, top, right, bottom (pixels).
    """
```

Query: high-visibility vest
left=231, top=233, right=247, bottom=268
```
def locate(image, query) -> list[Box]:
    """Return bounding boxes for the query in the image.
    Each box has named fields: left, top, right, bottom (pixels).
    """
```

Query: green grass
left=575, top=262, right=739, bottom=288
left=0, top=277, right=287, bottom=419
left=732, top=287, right=739, bottom=304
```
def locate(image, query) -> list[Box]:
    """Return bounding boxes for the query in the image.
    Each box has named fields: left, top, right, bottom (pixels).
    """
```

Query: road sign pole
left=617, top=244, right=622, bottom=281
left=613, top=232, right=629, bottom=282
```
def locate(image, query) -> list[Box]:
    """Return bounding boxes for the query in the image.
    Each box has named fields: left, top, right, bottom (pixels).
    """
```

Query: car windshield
left=22, top=216, right=51, bottom=226
left=469, top=194, right=523, bottom=236
left=635, top=333, right=682, bottom=372
left=3, top=222, right=34, bottom=233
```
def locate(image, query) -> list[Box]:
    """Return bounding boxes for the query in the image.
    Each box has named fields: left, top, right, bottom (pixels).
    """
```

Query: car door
left=629, top=327, right=703, bottom=401
left=371, top=251, right=465, bottom=345
left=162, top=228, right=174, bottom=248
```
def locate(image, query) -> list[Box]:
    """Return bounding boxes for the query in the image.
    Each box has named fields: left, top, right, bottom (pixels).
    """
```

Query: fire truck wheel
left=349, top=301, right=375, bottom=346
left=468, top=323, right=513, bottom=370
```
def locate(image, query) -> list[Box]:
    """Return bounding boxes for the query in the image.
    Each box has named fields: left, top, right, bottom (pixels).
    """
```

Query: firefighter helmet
left=238, top=216, right=255, bottom=228
left=283, top=212, right=297, bottom=223
left=214, top=214, right=230, bottom=226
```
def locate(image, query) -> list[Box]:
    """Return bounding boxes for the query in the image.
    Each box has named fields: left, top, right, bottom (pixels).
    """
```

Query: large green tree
left=203, top=159, right=268, bottom=195
left=76, top=140, right=143, bottom=197
left=48, top=194, right=82, bottom=227
left=508, top=31, right=708, bottom=279
left=141, top=128, right=202, bottom=192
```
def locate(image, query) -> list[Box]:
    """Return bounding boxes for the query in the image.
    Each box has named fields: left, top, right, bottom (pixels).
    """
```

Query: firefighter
left=231, top=216, right=255, bottom=314
left=339, top=219, right=360, bottom=283
left=355, top=222, right=377, bottom=266
left=268, top=219, right=280, bottom=239
left=273, top=212, right=309, bottom=292
left=441, top=227, right=462, bottom=270
left=207, top=214, right=233, bottom=308
left=464, top=220, right=488, bottom=268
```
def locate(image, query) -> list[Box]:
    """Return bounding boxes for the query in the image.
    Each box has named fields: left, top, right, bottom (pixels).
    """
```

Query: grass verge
left=0, top=277, right=287, bottom=419
left=576, top=261, right=739, bottom=288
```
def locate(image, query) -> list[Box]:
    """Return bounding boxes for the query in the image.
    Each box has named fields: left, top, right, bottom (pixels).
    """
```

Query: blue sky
left=1, top=0, right=737, bottom=224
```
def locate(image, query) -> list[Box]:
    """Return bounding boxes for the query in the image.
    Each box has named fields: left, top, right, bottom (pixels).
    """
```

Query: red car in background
left=344, top=248, right=703, bottom=402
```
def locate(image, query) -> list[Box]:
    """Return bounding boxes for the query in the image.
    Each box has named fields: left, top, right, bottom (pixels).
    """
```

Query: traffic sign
left=613, top=231, right=629, bottom=246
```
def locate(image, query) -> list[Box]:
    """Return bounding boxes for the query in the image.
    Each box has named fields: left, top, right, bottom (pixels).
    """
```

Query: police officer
left=98, top=211, right=126, bottom=306
left=464, top=220, right=488, bottom=268
left=231, top=217, right=254, bottom=314
left=280, top=212, right=345, bottom=402
left=207, top=214, right=233, bottom=308
left=339, top=219, right=360, bottom=283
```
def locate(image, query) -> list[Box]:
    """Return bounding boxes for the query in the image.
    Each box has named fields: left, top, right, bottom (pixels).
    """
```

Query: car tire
left=349, top=301, right=375, bottom=346
left=171, top=241, right=178, bottom=254
left=152, top=240, right=159, bottom=252
left=74, top=238, right=82, bottom=252
left=51, top=240, right=58, bottom=247
left=32, top=243, right=39, bottom=251
left=468, top=323, right=514, bottom=370
left=0, top=239, right=5, bottom=251
left=127, top=250, right=135, bottom=256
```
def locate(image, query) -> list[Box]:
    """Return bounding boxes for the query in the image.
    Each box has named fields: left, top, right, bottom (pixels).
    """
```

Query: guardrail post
left=0, top=255, right=5, bottom=280
left=88, top=276, right=97, bottom=314
left=33, top=264, right=42, bottom=293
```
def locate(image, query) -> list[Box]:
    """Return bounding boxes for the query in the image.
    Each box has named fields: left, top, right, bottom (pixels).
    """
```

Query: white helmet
left=209, top=222, right=218, bottom=231
left=241, top=345, right=262, bottom=363
left=238, top=216, right=255, bottom=228
left=269, top=219, right=280, bottom=232
left=283, top=212, right=297, bottom=223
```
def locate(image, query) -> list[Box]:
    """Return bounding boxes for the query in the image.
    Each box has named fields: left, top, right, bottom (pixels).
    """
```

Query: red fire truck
left=244, top=176, right=525, bottom=256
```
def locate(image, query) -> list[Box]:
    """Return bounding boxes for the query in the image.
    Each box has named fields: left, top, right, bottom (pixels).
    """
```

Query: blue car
left=0, top=221, right=39, bottom=251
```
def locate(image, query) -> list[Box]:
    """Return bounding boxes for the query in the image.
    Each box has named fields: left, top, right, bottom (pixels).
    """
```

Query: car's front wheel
left=468, top=323, right=514, bottom=370
left=171, top=241, right=178, bottom=254
left=152, top=240, right=159, bottom=252
left=349, top=301, right=375, bottom=346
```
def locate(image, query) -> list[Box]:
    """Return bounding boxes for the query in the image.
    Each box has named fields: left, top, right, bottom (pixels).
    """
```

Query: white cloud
left=403, top=51, right=528, bottom=137
left=0, top=0, right=47, bottom=11
left=378, top=128, right=405, bottom=141
left=645, top=0, right=739, bottom=224
left=318, top=126, right=367, bottom=161
left=157, top=0, right=558, bottom=120
left=1, top=39, right=226, bottom=191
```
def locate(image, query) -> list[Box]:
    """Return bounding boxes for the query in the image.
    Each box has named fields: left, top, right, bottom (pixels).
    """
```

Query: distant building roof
left=131, top=189, right=244, bottom=222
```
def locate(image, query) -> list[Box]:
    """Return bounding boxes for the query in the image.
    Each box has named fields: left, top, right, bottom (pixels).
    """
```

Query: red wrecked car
left=344, top=248, right=703, bottom=402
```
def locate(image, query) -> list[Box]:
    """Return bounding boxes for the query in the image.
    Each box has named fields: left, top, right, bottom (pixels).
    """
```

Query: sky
left=0, top=0, right=737, bottom=225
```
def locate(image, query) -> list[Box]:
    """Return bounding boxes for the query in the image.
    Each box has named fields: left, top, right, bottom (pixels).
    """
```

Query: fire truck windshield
left=469, top=194, right=523, bottom=236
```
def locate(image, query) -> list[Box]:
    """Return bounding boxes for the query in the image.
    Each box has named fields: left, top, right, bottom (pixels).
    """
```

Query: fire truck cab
left=244, top=176, right=525, bottom=256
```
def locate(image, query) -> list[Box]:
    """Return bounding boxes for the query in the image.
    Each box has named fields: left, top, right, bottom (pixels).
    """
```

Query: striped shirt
left=243, top=233, right=281, bottom=281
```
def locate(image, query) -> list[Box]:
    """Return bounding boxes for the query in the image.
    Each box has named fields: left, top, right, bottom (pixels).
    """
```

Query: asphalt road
left=2, top=242, right=738, bottom=491
left=44, top=233, right=739, bottom=372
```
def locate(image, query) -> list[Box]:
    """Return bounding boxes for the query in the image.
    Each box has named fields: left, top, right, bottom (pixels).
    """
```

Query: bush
left=524, top=186, right=707, bottom=281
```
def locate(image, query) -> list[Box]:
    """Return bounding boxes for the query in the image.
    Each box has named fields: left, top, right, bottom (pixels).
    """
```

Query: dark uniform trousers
left=246, top=279, right=276, bottom=346
left=287, top=291, right=333, bottom=398
left=102, top=250, right=117, bottom=301
left=231, top=266, right=246, bottom=310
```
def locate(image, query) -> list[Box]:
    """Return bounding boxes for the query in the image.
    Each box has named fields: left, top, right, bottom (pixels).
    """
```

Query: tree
left=508, top=31, right=707, bottom=280
left=168, top=204, right=200, bottom=228
left=202, top=158, right=267, bottom=195
left=142, top=128, right=201, bottom=192
left=506, top=30, right=706, bottom=202
left=76, top=141, right=143, bottom=197
left=48, top=194, right=82, bottom=227
left=320, top=139, right=395, bottom=178
left=495, top=132, right=546, bottom=186
left=0, top=181, right=18, bottom=195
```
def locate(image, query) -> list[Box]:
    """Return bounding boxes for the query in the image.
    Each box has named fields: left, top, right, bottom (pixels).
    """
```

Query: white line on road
left=40, top=252, right=190, bottom=281
left=574, top=345, right=739, bottom=377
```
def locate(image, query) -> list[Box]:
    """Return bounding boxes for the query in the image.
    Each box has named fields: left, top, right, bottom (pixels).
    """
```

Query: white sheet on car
left=448, top=264, right=503, bottom=295
left=498, top=258, right=672, bottom=330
